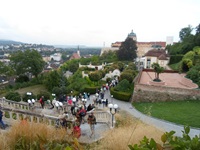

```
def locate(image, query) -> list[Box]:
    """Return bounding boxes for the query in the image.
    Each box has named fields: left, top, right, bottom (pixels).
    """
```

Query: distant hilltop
left=0, top=39, right=24, bottom=45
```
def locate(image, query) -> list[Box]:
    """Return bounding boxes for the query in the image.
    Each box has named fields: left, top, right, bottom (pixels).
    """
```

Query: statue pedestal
left=149, top=80, right=166, bottom=86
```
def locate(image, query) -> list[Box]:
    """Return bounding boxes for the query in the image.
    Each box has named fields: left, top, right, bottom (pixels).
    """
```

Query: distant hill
left=0, top=39, right=24, bottom=45
left=54, top=45, right=102, bottom=49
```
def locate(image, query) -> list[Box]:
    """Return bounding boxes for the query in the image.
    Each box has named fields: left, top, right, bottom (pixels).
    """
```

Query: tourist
left=39, top=96, right=45, bottom=109
left=78, top=106, right=87, bottom=124
left=87, top=112, right=96, bottom=138
left=87, top=104, right=93, bottom=112
left=0, top=106, right=5, bottom=129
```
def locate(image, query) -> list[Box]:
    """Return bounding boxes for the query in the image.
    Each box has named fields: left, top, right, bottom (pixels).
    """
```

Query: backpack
left=88, top=115, right=96, bottom=124
left=80, top=111, right=86, bottom=117
left=0, top=110, right=3, bottom=119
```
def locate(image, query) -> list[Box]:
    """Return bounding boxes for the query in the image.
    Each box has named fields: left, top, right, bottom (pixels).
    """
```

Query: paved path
left=102, top=91, right=200, bottom=138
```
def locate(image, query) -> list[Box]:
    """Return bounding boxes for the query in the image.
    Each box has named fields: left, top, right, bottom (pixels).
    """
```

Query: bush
left=84, top=86, right=101, bottom=94
left=37, top=91, right=51, bottom=101
left=169, top=55, right=184, bottom=64
left=22, top=92, right=37, bottom=102
left=52, top=87, right=63, bottom=97
left=120, top=72, right=134, bottom=83
left=15, top=75, right=30, bottom=83
left=128, top=126, right=200, bottom=150
left=110, top=87, right=132, bottom=102
left=186, top=65, right=200, bottom=87
left=5, top=92, right=21, bottom=102
left=114, top=79, right=130, bottom=92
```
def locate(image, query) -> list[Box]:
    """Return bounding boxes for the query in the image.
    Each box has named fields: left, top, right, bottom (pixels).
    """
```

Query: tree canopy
left=168, top=23, right=200, bottom=55
left=151, top=63, right=164, bottom=81
left=117, top=38, right=137, bottom=61
left=10, top=49, right=45, bottom=78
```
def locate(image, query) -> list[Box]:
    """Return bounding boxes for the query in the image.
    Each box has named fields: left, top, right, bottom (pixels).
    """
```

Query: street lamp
left=82, top=98, right=87, bottom=105
left=72, top=97, right=76, bottom=106
left=108, top=103, right=118, bottom=128
left=111, top=95, right=113, bottom=104
left=27, top=92, right=33, bottom=107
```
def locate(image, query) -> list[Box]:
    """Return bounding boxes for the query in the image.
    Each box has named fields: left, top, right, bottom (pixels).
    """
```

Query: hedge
left=110, top=87, right=132, bottom=102
left=169, top=55, right=184, bottom=64
left=84, top=86, right=101, bottom=94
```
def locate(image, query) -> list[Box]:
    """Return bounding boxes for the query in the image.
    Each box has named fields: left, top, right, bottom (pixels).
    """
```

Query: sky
left=0, top=0, right=200, bottom=47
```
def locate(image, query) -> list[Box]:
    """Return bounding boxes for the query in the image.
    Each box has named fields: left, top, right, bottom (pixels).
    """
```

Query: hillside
left=0, top=39, right=24, bottom=45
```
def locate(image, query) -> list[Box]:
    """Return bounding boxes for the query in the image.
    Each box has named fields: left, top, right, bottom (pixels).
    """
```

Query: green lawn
left=132, top=101, right=200, bottom=128
left=168, top=62, right=181, bottom=71
left=15, top=84, right=47, bottom=96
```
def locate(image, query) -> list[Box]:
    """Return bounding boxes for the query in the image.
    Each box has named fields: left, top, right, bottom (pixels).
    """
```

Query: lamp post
left=108, top=103, right=118, bottom=128
left=27, top=92, right=32, bottom=107
left=72, top=97, right=76, bottom=106
left=111, top=95, right=113, bottom=104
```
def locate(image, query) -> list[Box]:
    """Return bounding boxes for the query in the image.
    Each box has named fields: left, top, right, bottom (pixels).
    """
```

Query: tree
left=179, top=25, right=193, bottom=42
left=151, top=63, right=164, bottom=81
left=0, top=61, right=14, bottom=77
left=44, top=70, right=61, bottom=91
left=195, top=24, right=200, bottom=46
left=119, top=71, right=134, bottom=83
left=61, top=59, right=79, bottom=74
left=88, top=71, right=102, bottom=85
left=10, top=49, right=45, bottom=78
left=117, top=38, right=137, bottom=61
left=186, top=65, right=200, bottom=87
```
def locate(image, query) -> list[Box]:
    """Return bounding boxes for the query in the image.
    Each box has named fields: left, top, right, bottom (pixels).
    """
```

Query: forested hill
left=0, top=40, right=24, bottom=45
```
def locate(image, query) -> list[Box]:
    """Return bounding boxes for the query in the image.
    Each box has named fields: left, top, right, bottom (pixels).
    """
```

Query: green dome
left=128, top=30, right=136, bottom=37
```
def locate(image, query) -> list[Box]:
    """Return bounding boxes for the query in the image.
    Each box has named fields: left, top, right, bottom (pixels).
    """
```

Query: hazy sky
left=0, top=0, right=199, bottom=47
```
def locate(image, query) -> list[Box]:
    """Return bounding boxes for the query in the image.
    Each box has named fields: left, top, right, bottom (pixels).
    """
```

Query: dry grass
left=0, top=121, right=75, bottom=150
left=0, top=111, right=164, bottom=150
left=90, top=110, right=164, bottom=150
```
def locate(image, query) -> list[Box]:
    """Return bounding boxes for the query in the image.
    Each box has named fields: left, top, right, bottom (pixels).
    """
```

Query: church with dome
left=101, top=30, right=173, bottom=58
left=127, top=30, right=137, bottom=41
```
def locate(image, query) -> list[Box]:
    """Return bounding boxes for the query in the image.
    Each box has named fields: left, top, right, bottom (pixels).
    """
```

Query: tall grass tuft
left=90, top=110, right=164, bottom=150
left=0, top=121, right=82, bottom=150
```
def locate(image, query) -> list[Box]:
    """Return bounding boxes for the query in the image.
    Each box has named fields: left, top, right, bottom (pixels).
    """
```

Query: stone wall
left=132, top=84, right=200, bottom=102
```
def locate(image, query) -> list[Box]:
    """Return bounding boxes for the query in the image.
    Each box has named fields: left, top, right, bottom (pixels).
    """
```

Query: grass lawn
left=132, top=100, right=200, bottom=128
left=168, top=62, right=181, bottom=71
left=15, top=84, right=48, bottom=96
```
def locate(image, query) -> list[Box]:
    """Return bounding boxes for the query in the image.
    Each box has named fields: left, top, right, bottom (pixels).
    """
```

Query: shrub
left=5, top=91, right=21, bottom=102
left=84, top=86, right=101, bottom=94
left=169, top=55, right=184, bottom=64
left=186, top=65, right=200, bottom=87
left=110, top=87, right=132, bottom=102
left=120, top=72, right=134, bottom=83
left=128, top=126, right=200, bottom=150
left=114, top=79, right=130, bottom=92
left=15, top=75, right=30, bottom=83
left=37, top=91, right=51, bottom=101
left=22, top=92, right=37, bottom=102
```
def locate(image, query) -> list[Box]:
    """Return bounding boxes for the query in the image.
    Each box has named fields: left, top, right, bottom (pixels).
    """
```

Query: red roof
left=145, top=49, right=169, bottom=59
left=70, top=53, right=81, bottom=60
left=137, top=41, right=166, bottom=47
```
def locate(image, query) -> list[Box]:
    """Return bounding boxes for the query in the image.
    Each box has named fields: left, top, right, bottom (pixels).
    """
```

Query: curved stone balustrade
left=2, top=107, right=60, bottom=125
left=0, top=98, right=114, bottom=128
left=0, top=98, right=71, bottom=114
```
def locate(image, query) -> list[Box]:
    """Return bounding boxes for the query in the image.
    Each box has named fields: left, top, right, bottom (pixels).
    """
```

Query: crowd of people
left=22, top=80, right=116, bottom=138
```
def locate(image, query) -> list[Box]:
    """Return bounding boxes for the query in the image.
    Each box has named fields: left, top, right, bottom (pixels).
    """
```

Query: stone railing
left=1, top=107, right=113, bottom=128
left=85, top=111, right=112, bottom=127
left=0, top=98, right=114, bottom=128
left=1, top=107, right=66, bottom=126
left=0, top=98, right=71, bottom=114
